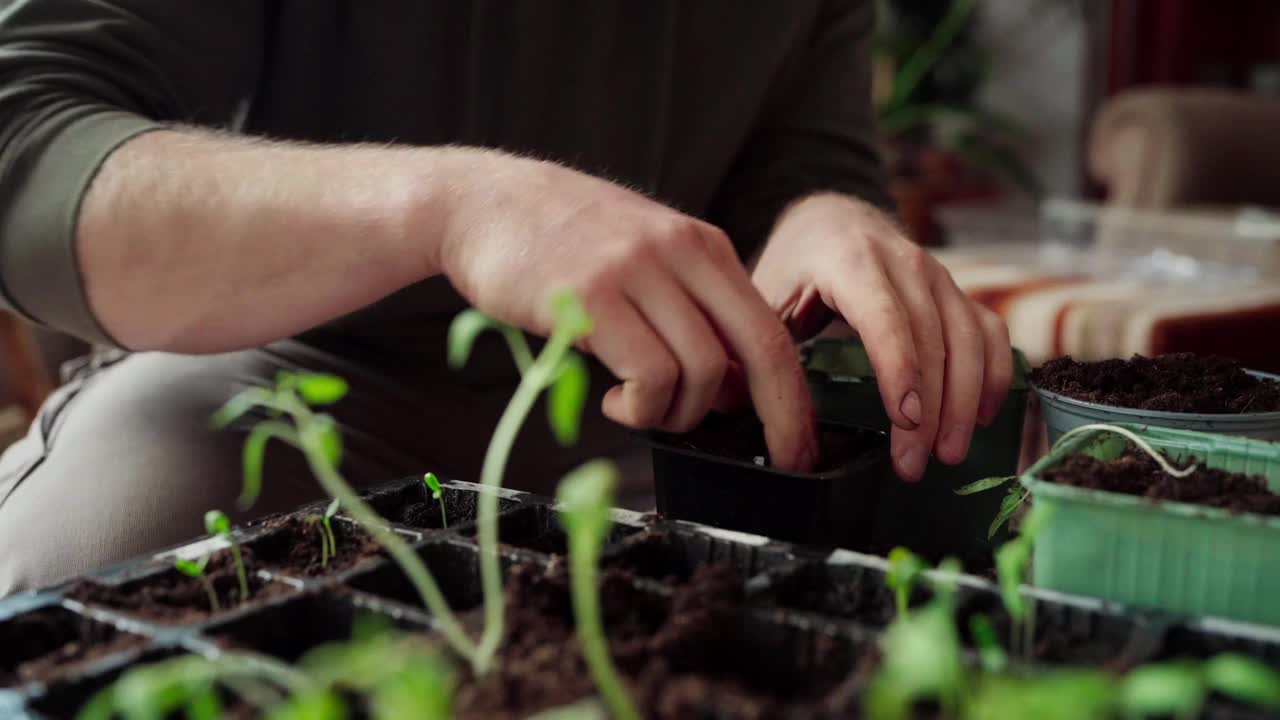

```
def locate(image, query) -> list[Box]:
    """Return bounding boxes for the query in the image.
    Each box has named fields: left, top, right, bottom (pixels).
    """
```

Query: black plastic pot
left=647, top=414, right=891, bottom=550
left=803, top=337, right=1032, bottom=562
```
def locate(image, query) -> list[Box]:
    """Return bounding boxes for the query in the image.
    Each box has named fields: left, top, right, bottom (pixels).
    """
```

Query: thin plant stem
left=228, top=540, right=249, bottom=603
left=317, top=522, right=330, bottom=568
left=322, top=517, right=337, bottom=562
left=569, top=534, right=641, bottom=720
left=473, top=329, right=576, bottom=673
left=439, top=500, right=449, bottom=530
left=305, top=433, right=479, bottom=665
left=200, top=576, right=220, bottom=613
left=1054, top=423, right=1197, bottom=477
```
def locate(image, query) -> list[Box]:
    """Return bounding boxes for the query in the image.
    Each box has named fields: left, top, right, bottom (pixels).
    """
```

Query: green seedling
left=447, top=292, right=593, bottom=673
left=957, top=423, right=1196, bottom=538
left=867, top=557, right=966, bottom=719
left=173, top=555, right=220, bottom=613
left=557, top=460, right=641, bottom=720
left=994, top=504, right=1051, bottom=661
left=422, top=472, right=447, bottom=528
left=968, top=614, right=1007, bottom=674
left=205, top=509, right=249, bottom=604
left=305, top=498, right=341, bottom=568
left=78, top=651, right=312, bottom=720
left=885, top=546, right=926, bottom=617
left=213, top=373, right=481, bottom=669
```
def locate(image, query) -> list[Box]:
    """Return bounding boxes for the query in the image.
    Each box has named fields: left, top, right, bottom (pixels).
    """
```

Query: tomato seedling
left=172, top=555, right=219, bottom=613
left=204, top=510, right=249, bottom=604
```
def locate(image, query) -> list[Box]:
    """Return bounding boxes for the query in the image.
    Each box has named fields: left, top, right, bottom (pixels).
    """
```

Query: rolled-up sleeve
left=0, top=0, right=263, bottom=343
left=709, top=0, right=891, bottom=257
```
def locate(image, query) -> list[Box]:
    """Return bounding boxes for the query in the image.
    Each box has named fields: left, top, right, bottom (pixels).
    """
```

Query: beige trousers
left=0, top=340, right=649, bottom=597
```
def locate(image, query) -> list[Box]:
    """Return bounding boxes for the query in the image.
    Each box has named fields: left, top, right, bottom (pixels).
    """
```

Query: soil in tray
left=1032, top=353, right=1280, bottom=413
left=67, top=547, right=293, bottom=624
left=247, top=515, right=383, bottom=577
left=659, top=413, right=880, bottom=472
left=1043, top=444, right=1280, bottom=516
left=453, top=562, right=862, bottom=719
left=752, top=565, right=924, bottom=628
left=0, top=607, right=146, bottom=687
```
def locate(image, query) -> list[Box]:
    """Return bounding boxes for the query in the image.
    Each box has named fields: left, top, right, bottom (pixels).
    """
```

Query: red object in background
left=892, top=147, right=1002, bottom=247
left=1106, top=0, right=1280, bottom=95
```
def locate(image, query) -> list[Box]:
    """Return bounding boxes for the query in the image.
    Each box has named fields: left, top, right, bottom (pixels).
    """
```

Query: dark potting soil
left=663, top=413, right=879, bottom=473
left=452, top=562, right=863, bottom=719
left=1032, top=354, right=1280, bottom=413
left=752, top=567, right=919, bottom=628
left=0, top=608, right=146, bottom=687
left=67, top=548, right=293, bottom=624
left=1042, top=445, right=1280, bottom=516
left=248, top=515, right=384, bottom=577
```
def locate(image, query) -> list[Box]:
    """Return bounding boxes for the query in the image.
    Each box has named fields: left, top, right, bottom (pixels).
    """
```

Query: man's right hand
left=434, top=152, right=818, bottom=471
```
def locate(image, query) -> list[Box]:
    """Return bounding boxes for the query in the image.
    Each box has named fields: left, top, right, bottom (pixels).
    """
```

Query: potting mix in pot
left=1032, top=354, right=1280, bottom=414
left=5, top=309, right=1280, bottom=720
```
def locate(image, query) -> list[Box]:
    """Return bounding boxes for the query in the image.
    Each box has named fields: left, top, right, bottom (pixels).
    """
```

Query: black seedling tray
left=648, top=415, right=891, bottom=550
left=5, top=477, right=1280, bottom=719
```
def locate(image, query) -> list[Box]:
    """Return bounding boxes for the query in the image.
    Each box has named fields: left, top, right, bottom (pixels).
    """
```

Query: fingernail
left=899, top=391, right=923, bottom=428
left=895, top=444, right=928, bottom=482
left=940, top=425, right=971, bottom=463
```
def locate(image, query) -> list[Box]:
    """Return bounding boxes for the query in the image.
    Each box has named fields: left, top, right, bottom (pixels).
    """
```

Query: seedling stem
left=205, top=510, right=249, bottom=603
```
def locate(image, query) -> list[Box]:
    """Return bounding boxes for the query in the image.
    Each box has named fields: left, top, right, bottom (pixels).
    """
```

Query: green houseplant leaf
left=1204, top=654, right=1280, bottom=709
left=548, top=353, right=589, bottom=446
left=292, top=374, right=350, bottom=406
left=1118, top=661, right=1206, bottom=719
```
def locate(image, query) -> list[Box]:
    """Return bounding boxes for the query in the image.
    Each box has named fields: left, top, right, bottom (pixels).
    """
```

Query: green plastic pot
left=1023, top=424, right=1280, bottom=626
left=1032, top=371, right=1280, bottom=445
left=803, top=338, right=1031, bottom=562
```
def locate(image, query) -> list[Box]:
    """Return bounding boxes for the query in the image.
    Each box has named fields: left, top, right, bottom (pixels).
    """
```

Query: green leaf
left=447, top=309, right=500, bottom=370
left=556, top=460, right=619, bottom=552
left=550, top=291, right=593, bottom=339
left=955, top=475, right=1015, bottom=495
left=267, top=690, right=349, bottom=720
left=969, top=614, right=1007, bottom=674
left=1118, top=662, right=1206, bottom=718
left=866, top=600, right=965, bottom=718
left=886, top=547, right=926, bottom=617
left=988, top=485, right=1029, bottom=539
left=1019, top=503, right=1053, bottom=542
left=174, top=557, right=208, bottom=578
left=186, top=686, right=222, bottom=720
left=995, top=538, right=1032, bottom=622
left=548, top=353, right=589, bottom=446
left=422, top=472, right=442, bottom=500
left=204, top=510, right=231, bottom=536
left=1204, top=654, right=1280, bottom=709
left=293, top=374, right=349, bottom=405
left=324, top=497, right=340, bottom=521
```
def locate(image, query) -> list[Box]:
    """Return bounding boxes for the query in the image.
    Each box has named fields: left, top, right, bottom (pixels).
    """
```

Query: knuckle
left=901, top=245, right=933, bottom=274
left=651, top=218, right=702, bottom=256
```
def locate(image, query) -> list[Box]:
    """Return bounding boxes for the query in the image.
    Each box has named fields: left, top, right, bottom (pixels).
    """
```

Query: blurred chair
left=1088, top=87, right=1280, bottom=210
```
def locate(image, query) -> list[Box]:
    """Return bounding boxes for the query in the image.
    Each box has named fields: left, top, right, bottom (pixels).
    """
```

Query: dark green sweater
left=0, top=0, right=886, bottom=353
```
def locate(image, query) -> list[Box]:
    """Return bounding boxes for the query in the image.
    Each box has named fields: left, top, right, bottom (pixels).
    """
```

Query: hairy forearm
left=78, top=129, right=464, bottom=352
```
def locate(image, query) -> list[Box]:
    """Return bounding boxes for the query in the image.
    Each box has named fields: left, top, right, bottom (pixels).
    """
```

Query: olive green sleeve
left=708, top=0, right=891, bottom=257
left=0, top=0, right=265, bottom=344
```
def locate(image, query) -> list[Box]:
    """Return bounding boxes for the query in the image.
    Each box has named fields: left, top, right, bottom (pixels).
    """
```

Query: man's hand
left=751, top=193, right=1013, bottom=482
left=437, top=152, right=818, bottom=471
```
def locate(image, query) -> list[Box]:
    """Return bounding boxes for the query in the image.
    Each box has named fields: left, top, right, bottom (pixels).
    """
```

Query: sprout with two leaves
left=303, top=498, right=341, bottom=569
